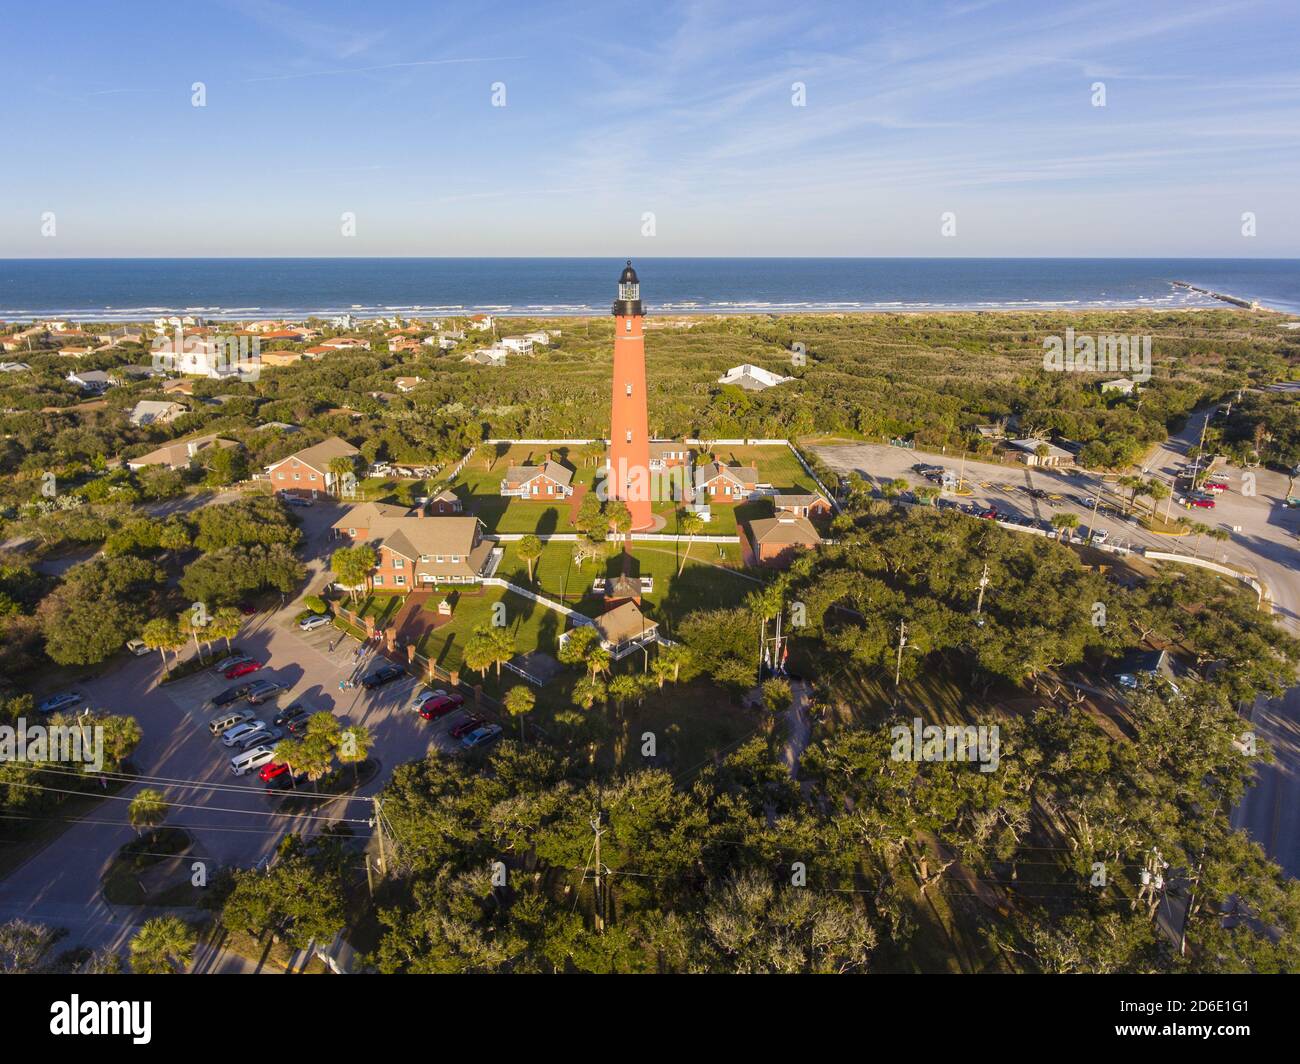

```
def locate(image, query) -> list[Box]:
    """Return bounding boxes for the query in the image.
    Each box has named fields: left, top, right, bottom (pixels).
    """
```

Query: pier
left=1173, top=280, right=1260, bottom=310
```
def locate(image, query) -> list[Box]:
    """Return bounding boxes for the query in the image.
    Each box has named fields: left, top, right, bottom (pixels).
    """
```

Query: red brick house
left=265, top=436, right=360, bottom=498
left=368, top=516, right=497, bottom=589
left=429, top=488, right=462, bottom=515
left=332, top=501, right=416, bottom=541
left=500, top=460, right=574, bottom=499
left=694, top=461, right=758, bottom=503
left=774, top=492, right=832, bottom=520
left=745, top=514, right=822, bottom=568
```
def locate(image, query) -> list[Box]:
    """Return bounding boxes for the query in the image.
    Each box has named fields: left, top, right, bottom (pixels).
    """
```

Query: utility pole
left=893, top=621, right=908, bottom=698
left=372, top=796, right=387, bottom=876
left=590, top=812, right=605, bottom=934
left=975, top=563, right=990, bottom=616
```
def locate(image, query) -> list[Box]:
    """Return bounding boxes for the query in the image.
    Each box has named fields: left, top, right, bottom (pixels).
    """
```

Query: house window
left=546, top=483, right=553, bottom=494
left=309, top=473, right=317, bottom=481
left=395, top=575, right=406, bottom=586
left=293, top=473, right=300, bottom=481
left=348, top=528, right=356, bottom=536
left=374, top=575, right=384, bottom=586
left=393, top=558, right=404, bottom=569
left=435, top=555, right=444, bottom=563
left=450, top=555, right=460, bottom=563
left=531, top=483, right=539, bottom=495
left=277, top=472, right=285, bottom=480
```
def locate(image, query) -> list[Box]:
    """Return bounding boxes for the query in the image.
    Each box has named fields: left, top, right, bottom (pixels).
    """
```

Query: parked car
left=225, top=660, right=263, bottom=679
left=273, top=704, right=309, bottom=728
left=413, top=688, right=464, bottom=712
left=212, top=653, right=251, bottom=675
left=231, top=746, right=277, bottom=777
left=299, top=614, right=332, bottom=632
left=37, top=691, right=83, bottom=715
left=1202, top=481, right=1227, bottom=493
left=259, top=761, right=292, bottom=783
left=125, top=639, right=151, bottom=656
left=362, top=664, right=405, bottom=690
left=207, top=685, right=247, bottom=709
left=1187, top=496, right=1216, bottom=509
left=208, top=708, right=256, bottom=735
left=244, top=679, right=286, bottom=705
left=281, top=494, right=313, bottom=508
left=417, top=695, right=460, bottom=721
left=450, top=715, right=487, bottom=739
left=1091, top=529, right=1109, bottom=544
left=222, top=720, right=267, bottom=747
left=460, top=724, right=503, bottom=750
left=285, top=716, right=310, bottom=737
left=237, top=725, right=283, bottom=750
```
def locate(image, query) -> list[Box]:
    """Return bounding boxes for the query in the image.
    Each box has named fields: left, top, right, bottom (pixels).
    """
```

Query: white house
left=717, top=364, right=795, bottom=391
left=499, top=336, right=533, bottom=354
left=129, top=400, right=187, bottom=427
left=468, top=314, right=494, bottom=332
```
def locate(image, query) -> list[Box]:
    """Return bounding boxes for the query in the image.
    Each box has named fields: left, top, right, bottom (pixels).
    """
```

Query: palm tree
left=1051, top=512, right=1080, bottom=539
left=608, top=673, right=639, bottom=714
left=650, top=654, right=675, bottom=689
left=328, top=454, right=357, bottom=498
left=129, top=917, right=195, bottom=974
left=178, top=608, right=209, bottom=663
left=140, top=617, right=181, bottom=676
left=503, top=685, right=535, bottom=740
left=1145, top=478, right=1171, bottom=522
left=660, top=643, right=691, bottom=684
left=573, top=675, right=606, bottom=710
left=516, top=534, right=543, bottom=584
left=677, top=513, right=704, bottom=576
left=1117, top=474, right=1144, bottom=514
left=208, top=606, right=243, bottom=652
left=585, top=645, right=611, bottom=680
left=128, top=789, right=168, bottom=837
left=336, top=724, right=373, bottom=783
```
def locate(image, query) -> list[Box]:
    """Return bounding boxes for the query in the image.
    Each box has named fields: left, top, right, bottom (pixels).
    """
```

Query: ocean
left=0, top=258, right=1296, bottom=321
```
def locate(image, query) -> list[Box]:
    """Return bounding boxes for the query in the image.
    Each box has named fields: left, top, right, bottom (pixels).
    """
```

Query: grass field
left=495, top=539, right=760, bottom=631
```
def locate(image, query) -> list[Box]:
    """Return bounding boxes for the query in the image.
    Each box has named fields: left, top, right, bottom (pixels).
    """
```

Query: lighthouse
left=608, top=260, right=654, bottom=531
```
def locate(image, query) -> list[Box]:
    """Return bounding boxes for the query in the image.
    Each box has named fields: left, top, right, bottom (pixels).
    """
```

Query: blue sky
left=1, top=0, right=1297, bottom=256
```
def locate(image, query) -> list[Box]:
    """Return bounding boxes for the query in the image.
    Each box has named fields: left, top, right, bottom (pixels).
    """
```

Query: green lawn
left=495, top=539, right=760, bottom=633
left=443, top=443, right=603, bottom=534
left=704, top=444, right=818, bottom=493
left=414, top=586, right=564, bottom=676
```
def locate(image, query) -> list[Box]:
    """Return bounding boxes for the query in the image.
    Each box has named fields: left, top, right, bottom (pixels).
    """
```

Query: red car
left=1187, top=496, right=1216, bottom=509
left=1201, top=481, right=1226, bottom=493
left=259, top=761, right=290, bottom=782
left=418, top=695, right=460, bottom=721
left=450, top=716, right=486, bottom=739
left=225, top=660, right=263, bottom=679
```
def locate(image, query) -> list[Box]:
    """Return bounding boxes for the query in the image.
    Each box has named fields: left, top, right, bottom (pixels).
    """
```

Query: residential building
left=694, top=460, right=759, bottom=503
left=500, top=336, right=534, bottom=354
left=129, top=399, right=187, bottom=427
left=429, top=488, right=462, bottom=515
left=393, top=376, right=422, bottom=392
left=259, top=349, right=304, bottom=368
left=265, top=436, right=361, bottom=499
left=1100, top=377, right=1137, bottom=395
left=746, top=514, right=823, bottom=567
left=366, top=516, right=497, bottom=589
left=584, top=600, right=660, bottom=661
left=462, top=345, right=508, bottom=366
left=332, top=501, right=417, bottom=541
left=66, top=369, right=113, bottom=393
left=126, top=433, right=239, bottom=471
left=774, top=492, right=832, bottom=519
left=317, top=336, right=371, bottom=351
left=500, top=460, right=575, bottom=499
left=717, top=363, right=795, bottom=391
left=468, top=314, right=494, bottom=331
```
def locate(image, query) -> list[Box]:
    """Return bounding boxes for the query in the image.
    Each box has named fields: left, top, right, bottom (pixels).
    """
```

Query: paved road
left=0, top=495, right=476, bottom=965
left=812, top=422, right=1300, bottom=878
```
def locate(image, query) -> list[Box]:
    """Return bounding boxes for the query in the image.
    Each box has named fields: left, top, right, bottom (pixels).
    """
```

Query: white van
left=208, top=708, right=255, bottom=735
left=230, top=746, right=276, bottom=776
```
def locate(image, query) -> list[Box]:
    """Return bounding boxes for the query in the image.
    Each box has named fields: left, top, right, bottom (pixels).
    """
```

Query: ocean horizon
left=0, top=257, right=1297, bottom=320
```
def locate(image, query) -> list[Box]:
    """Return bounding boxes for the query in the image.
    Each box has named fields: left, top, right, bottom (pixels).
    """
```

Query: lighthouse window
left=625, top=382, right=632, bottom=396
left=625, top=430, right=632, bottom=443
left=625, top=320, right=631, bottom=333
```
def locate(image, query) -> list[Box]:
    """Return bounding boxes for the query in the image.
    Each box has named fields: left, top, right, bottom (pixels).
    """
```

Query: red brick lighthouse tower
left=608, top=260, right=654, bottom=531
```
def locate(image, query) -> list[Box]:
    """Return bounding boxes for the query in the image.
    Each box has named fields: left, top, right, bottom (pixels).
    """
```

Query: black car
left=362, top=664, right=405, bottom=690
left=274, top=703, right=309, bottom=728
left=208, top=685, right=247, bottom=709
left=286, top=716, right=310, bottom=736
